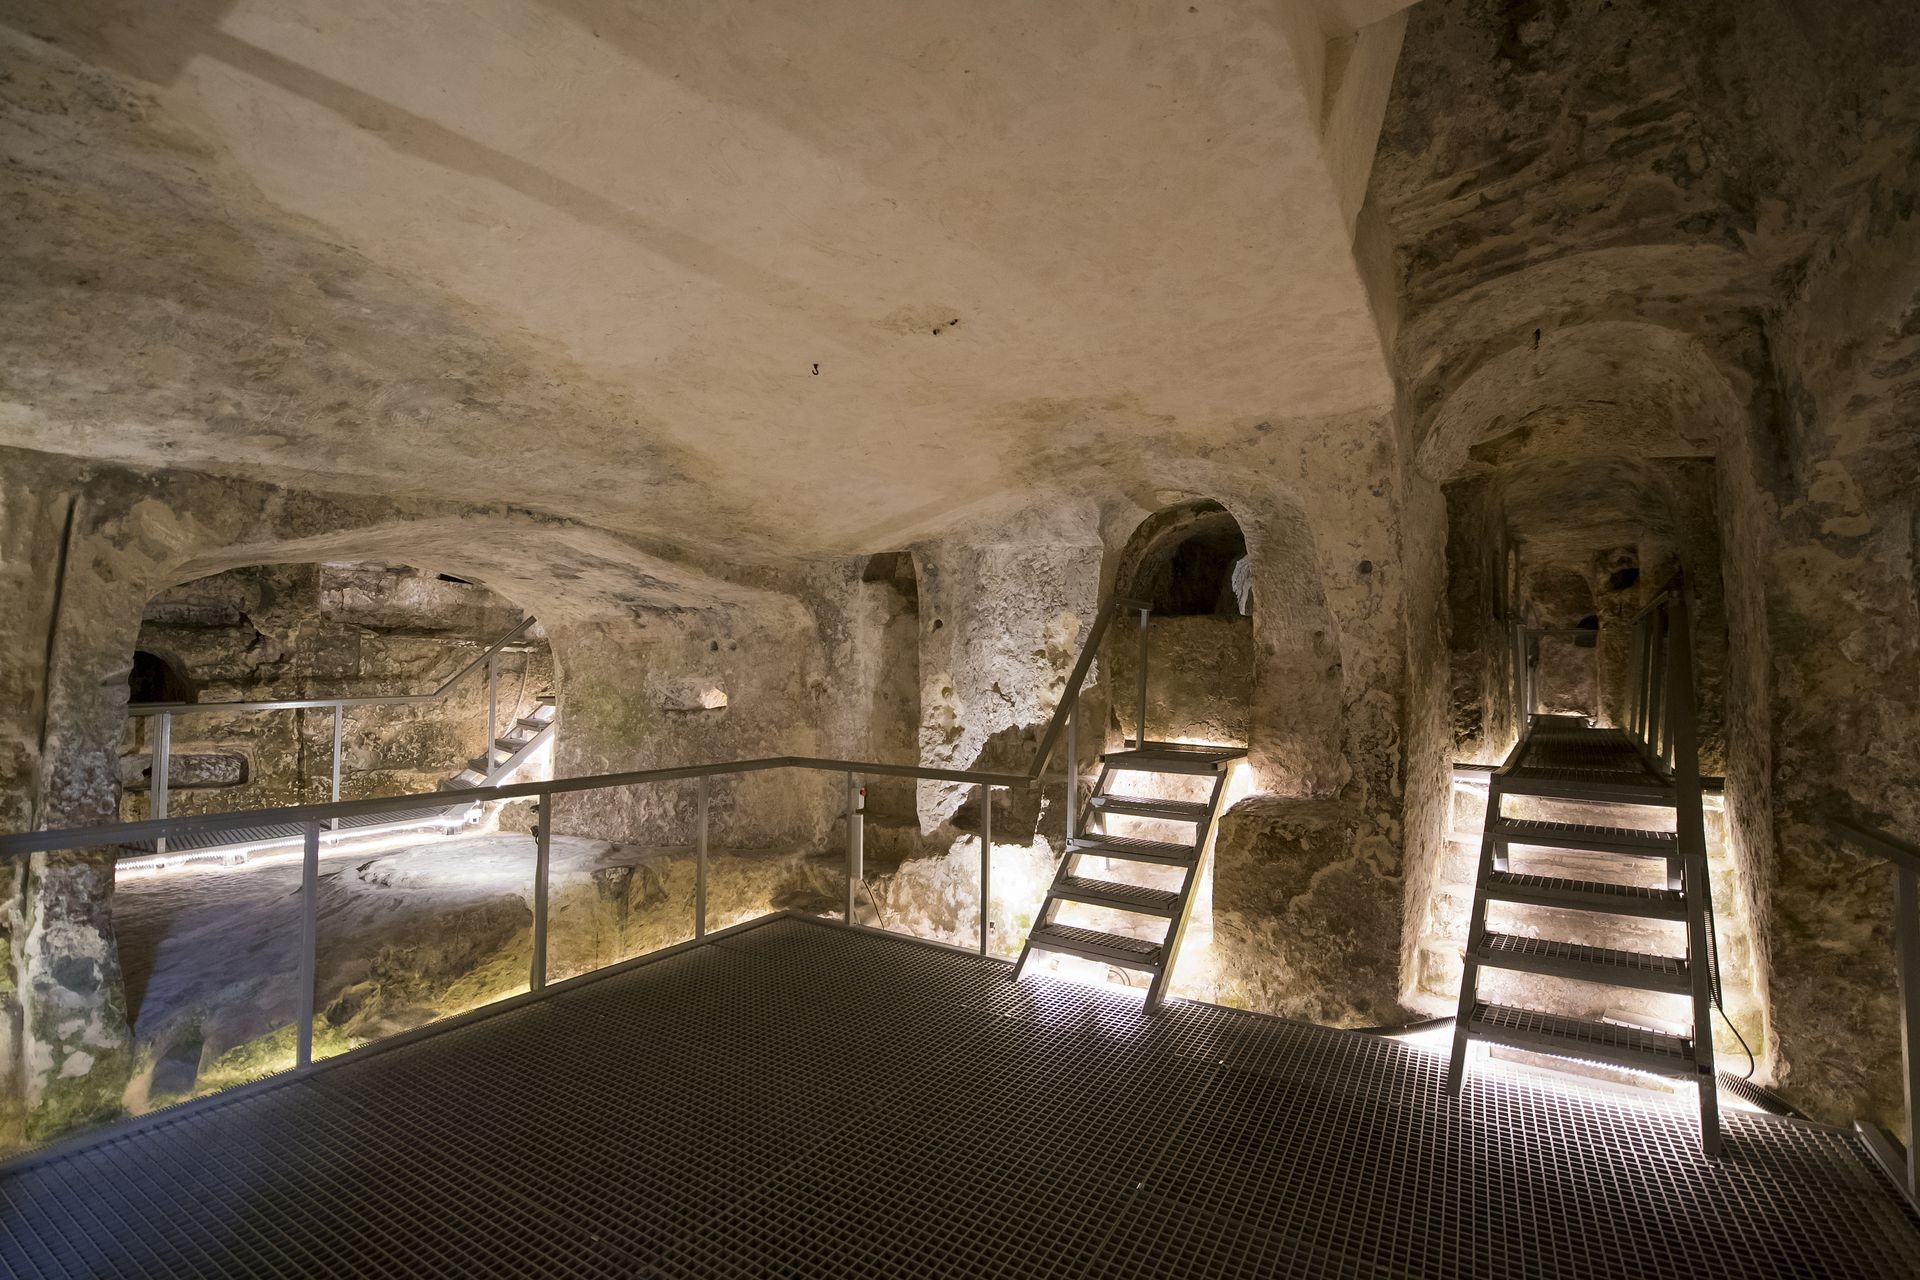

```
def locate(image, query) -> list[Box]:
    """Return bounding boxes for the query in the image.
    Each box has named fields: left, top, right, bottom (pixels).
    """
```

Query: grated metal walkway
left=3, top=915, right=1917, bottom=1278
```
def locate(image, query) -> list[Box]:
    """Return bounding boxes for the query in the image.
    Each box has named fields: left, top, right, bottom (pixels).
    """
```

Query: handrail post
left=1064, top=700, right=1078, bottom=844
left=1665, top=593, right=1720, bottom=1155
left=695, top=776, right=710, bottom=940
left=532, top=791, right=551, bottom=991
left=329, top=703, right=344, bottom=832
left=1134, top=606, right=1151, bottom=747
left=1511, top=619, right=1525, bottom=738
left=845, top=773, right=863, bottom=925
left=980, top=784, right=993, bottom=956
left=1648, top=608, right=1669, bottom=764
left=152, top=711, right=171, bottom=856
left=1897, top=862, right=1920, bottom=1198
left=487, top=652, right=499, bottom=777
left=297, top=819, right=319, bottom=1067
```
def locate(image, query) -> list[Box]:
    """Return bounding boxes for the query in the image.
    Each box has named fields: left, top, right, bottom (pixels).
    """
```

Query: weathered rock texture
left=120, top=563, right=551, bottom=824
left=0, top=446, right=841, bottom=1145
left=111, top=834, right=848, bottom=1115
left=2, top=0, right=1917, bottom=1158
left=1371, top=0, right=1920, bottom=1129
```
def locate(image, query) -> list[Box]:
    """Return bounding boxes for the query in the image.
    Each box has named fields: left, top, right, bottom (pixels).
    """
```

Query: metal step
left=1483, top=870, right=1687, bottom=920
left=1497, top=768, right=1675, bottom=805
left=1102, top=745, right=1245, bottom=775
left=1471, top=932, right=1691, bottom=994
left=536, top=693, right=557, bottom=706
left=1090, top=796, right=1210, bottom=822
left=1494, top=817, right=1679, bottom=857
left=494, top=736, right=527, bottom=754
left=1026, top=922, right=1164, bottom=972
left=517, top=714, right=550, bottom=731
left=1067, top=835, right=1197, bottom=867
left=1464, top=1001, right=1697, bottom=1079
left=1052, top=876, right=1183, bottom=918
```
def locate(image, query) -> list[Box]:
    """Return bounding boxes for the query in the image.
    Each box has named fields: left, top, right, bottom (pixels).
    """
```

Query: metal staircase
left=441, top=692, right=559, bottom=817
left=120, top=616, right=555, bottom=866
left=1014, top=601, right=1245, bottom=1011
left=1448, top=585, right=1724, bottom=1155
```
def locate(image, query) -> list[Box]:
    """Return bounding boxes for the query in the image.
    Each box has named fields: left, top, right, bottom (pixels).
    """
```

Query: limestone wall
left=0, top=446, right=843, bottom=1145
left=119, top=563, right=551, bottom=824
left=1370, top=0, right=1920, bottom=1128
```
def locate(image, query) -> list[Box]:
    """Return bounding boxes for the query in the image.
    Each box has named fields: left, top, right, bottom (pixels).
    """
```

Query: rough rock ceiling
left=1370, top=0, right=1920, bottom=466
left=0, top=1, right=1400, bottom=563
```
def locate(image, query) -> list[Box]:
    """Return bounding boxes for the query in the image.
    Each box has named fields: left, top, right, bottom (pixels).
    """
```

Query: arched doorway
left=118, top=560, right=551, bottom=830
left=1108, top=500, right=1254, bottom=748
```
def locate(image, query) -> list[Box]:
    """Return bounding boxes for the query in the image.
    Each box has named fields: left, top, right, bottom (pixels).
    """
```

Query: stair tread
left=1054, top=876, right=1183, bottom=915
left=1497, top=766, right=1675, bottom=803
left=1068, top=834, right=1198, bottom=865
left=1496, top=817, right=1678, bottom=850
left=1475, top=932, right=1689, bottom=992
left=1103, top=745, right=1245, bottom=774
left=1484, top=870, right=1688, bottom=919
left=1123, top=741, right=1246, bottom=756
left=1028, top=922, right=1164, bottom=969
left=1091, top=796, right=1210, bottom=820
left=1467, top=1001, right=1696, bottom=1075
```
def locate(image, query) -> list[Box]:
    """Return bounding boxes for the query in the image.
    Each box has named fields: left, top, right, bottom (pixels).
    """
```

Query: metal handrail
left=0, top=595, right=1177, bottom=1124
left=1027, top=594, right=1150, bottom=781
left=1630, top=580, right=1684, bottom=624
left=16, top=581, right=1164, bottom=860
left=126, top=616, right=539, bottom=716
left=0, top=754, right=1028, bottom=859
left=1829, top=814, right=1920, bottom=875
left=1826, top=813, right=1920, bottom=1201
left=118, top=614, right=542, bottom=849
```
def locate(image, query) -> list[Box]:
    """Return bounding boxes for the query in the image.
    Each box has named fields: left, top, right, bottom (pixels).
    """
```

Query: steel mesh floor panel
left=4, top=915, right=1917, bottom=1278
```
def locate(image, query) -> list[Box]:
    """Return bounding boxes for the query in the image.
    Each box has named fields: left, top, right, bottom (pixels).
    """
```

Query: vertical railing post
left=979, top=784, right=993, bottom=956
left=152, top=711, right=172, bottom=856
left=1664, top=594, right=1720, bottom=1156
left=1510, top=619, right=1526, bottom=739
left=1626, top=618, right=1644, bottom=740
left=1134, top=607, right=1151, bottom=746
left=486, top=652, right=499, bottom=778
left=1522, top=629, right=1535, bottom=723
left=695, top=775, right=710, bottom=940
left=845, top=773, right=863, bottom=925
left=1648, top=609, right=1669, bottom=764
left=329, top=703, right=344, bottom=831
left=297, top=820, right=319, bottom=1067
left=1896, top=863, right=1920, bottom=1198
left=1065, top=699, right=1078, bottom=844
left=531, top=790, right=550, bottom=991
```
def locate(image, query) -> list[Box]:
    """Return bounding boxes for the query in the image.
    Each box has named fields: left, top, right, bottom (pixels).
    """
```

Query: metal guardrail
left=1624, top=584, right=1686, bottom=777
left=124, top=616, right=540, bottom=717
left=1826, top=814, right=1920, bottom=1201
left=121, top=616, right=541, bottom=848
left=1, top=588, right=1149, bottom=1125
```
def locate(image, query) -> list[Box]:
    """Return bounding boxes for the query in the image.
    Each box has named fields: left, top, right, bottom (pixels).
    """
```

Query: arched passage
left=1, top=454, right=830, bottom=1145
left=1108, top=501, right=1254, bottom=749
left=117, top=559, right=553, bottom=833
left=1409, top=319, right=1770, bottom=1073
